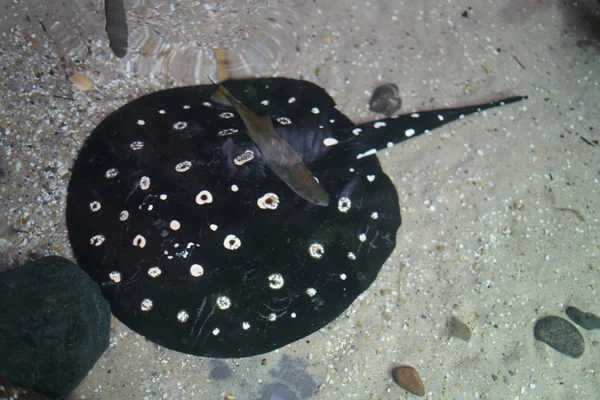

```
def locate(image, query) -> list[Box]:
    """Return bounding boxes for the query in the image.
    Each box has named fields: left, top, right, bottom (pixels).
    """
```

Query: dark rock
left=368, top=83, right=402, bottom=116
left=565, top=306, right=600, bottom=330
left=0, top=256, right=111, bottom=398
left=448, top=316, right=472, bottom=341
left=534, top=316, right=584, bottom=358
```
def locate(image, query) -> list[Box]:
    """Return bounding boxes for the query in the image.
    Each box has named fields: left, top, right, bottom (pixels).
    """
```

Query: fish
left=210, top=82, right=330, bottom=206
left=66, top=78, right=526, bottom=358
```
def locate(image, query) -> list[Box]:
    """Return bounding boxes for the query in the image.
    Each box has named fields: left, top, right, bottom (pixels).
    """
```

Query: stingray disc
left=67, top=77, right=525, bottom=357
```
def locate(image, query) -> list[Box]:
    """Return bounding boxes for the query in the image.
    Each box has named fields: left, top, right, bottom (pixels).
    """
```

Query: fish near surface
left=211, top=83, right=330, bottom=206
left=66, top=78, right=526, bottom=358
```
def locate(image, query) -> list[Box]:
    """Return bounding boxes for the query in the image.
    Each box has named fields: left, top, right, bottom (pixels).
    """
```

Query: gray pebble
left=565, top=306, right=600, bottom=330
left=448, top=316, right=471, bottom=341
left=534, top=316, right=584, bottom=358
left=368, top=83, right=402, bottom=116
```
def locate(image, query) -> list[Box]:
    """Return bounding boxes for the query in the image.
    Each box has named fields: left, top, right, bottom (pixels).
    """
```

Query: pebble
left=565, top=306, right=600, bottom=330
left=368, top=83, right=402, bottom=116
left=448, top=316, right=472, bottom=341
left=534, top=316, right=584, bottom=358
left=70, top=73, right=94, bottom=91
left=0, top=256, right=111, bottom=398
left=391, top=365, right=425, bottom=397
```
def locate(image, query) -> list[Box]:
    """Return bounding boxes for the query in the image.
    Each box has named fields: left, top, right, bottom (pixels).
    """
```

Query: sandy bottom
left=0, top=0, right=598, bottom=399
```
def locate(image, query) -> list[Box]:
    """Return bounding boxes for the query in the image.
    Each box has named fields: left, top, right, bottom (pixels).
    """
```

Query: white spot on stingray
left=374, top=121, right=386, bottom=129
left=219, top=112, right=235, bottom=119
left=119, top=210, right=129, bottom=221
left=366, top=175, right=375, bottom=182
left=358, top=233, right=367, bottom=242
left=202, top=101, right=212, bottom=107
left=288, top=97, right=296, bottom=104
left=190, top=264, right=204, bottom=277
left=175, top=161, right=192, bottom=172
left=268, top=273, right=284, bottom=289
left=242, top=321, right=251, bottom=330
left=356, top=148, right=377, bottom=159
left=173, top=121, right=187, bottom=130
left=277, top=117, right=292, bottom=125
left=136, top=119, right=146, bottom=126
left=170, top=220, right=181, bottom=230
left=133, top=235, right=146, bottom=248
left=147, top=204, right=154, bottom=211
left=140, top=176, right=150, bottom=190
left=352, top=128, right=362, bottom=136
left=311, top=107, right=320, bottom=114
left=218, top=128, right=239, bottom=137
left=231, top=184, right=239, bottom=192
left=141, top=299, right=153, bottom=311
left=130, top=141, right=144, bottom=151
left=159, top=194, right=167, bottom=200
left=405, top=128, right=416, bottom=137
left=340, top=273, right=347, bottom=280
left=105, top=168, right=118, bottom=178
left=90, top=235, right=105, bottom=246
left=158, top=109, right=166, bottom=114
left=387, top=141, right=394, bottom=148
left=216, top=296, right=231, bottom=310
left=371, top=212, right=379, bottom=220
left=309, top=243, right=324, bottom=259
left=109, top=271, right=121, bottom=283
left=347, top=252, right=356, bottom=260
left=268, top=313, right=277, bottom=322
left=177, top=310, right=189, bottom=323
left=349, top=168, right=355, bottom=172
left=195, top=190, right=213, bottom=205
left=323, top=137, right=339, bottom=146
left=212, top=327, right=220, bottom=335
left=291, top=312, right=297, bottom=318
left=338, top=197, right=351, bottom=213
left=89, top=201, right=101, bottom=212
left=306, top=287, right=317, bottom=297
left=224, top=234, right=241, bottom=250
left=437, top=114, right=444, bottom=121
left=183, top=104, right=191, bottom=109
left=329, top=119, right=335, bottom=123
left=209, top=224, right=218, bottom=231
left=261, top=99, right=269, bottom=106
left=411, top=113, right=420, bottom=118
left=234, top=150, right=255, bottom=166
left=148, top=266, right=162, bottom=278
left=257, top=193, right=280, bottom=210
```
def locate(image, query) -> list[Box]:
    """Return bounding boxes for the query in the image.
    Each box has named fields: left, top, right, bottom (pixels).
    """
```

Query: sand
left=0, top=0, right=598, bottom=399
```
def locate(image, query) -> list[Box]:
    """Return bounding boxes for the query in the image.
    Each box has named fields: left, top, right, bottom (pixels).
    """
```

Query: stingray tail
left=351, top=95, right=527, bottom=159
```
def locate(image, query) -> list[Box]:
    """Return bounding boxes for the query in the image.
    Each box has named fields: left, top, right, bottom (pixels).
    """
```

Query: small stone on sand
left=392, top=365, right=425, bottom=397
left=70, top=73, right=93, bottom=91
left=534, top=316, right=584, bottom=358
left=448, top=316, right=471, bottom=341
left=565, top=306, right=600, bottom=330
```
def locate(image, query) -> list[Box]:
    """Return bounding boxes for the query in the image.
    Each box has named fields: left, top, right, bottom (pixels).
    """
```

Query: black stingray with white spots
left=66, top=78, right=525, bottom=357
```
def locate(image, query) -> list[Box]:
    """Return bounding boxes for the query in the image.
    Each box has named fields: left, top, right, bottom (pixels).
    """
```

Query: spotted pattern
left=66, top=77, right=522, bottom=358
left=257, top=193, right=279, bottom=210
left=234, top=150, right=255, bottom=166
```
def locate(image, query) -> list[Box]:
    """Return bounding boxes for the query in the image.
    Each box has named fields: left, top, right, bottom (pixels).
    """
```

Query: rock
left=565, top=306, right=600, bottom=330
left=368, top=83, right=402, bottom=116
left=448, top=316, right=471, bottom=341
left=534, top=316, right=584, bottom=358
left=391, top=365, right=425, bottom=397
left=0, top=256, right=111, bottom=398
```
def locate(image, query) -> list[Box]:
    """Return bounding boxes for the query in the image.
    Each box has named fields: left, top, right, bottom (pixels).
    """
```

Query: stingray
left=66, top=78, right=525, bottom=358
